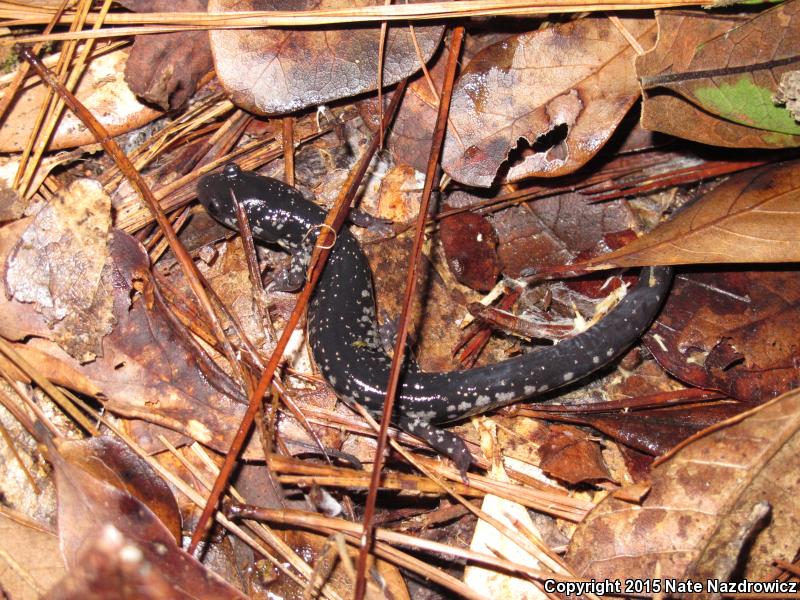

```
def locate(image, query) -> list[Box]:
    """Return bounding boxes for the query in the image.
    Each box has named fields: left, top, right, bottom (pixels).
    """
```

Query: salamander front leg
left=396, top=415, right=473, bottom=475
left=271, top=239, right=314, bottom=292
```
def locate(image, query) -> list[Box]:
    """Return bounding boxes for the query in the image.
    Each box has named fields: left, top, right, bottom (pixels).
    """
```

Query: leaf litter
left=0, top=2, right=799, bottom=598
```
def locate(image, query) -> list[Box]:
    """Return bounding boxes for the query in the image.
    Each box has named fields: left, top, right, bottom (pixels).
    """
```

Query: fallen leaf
left=0, top=225, right=253, bottom=457
left=0, top=48, right=161, bottom=152
left=208, top=0, right=443, bottom=115
left=645, top=269, right=800, bottom=402
left=120, top=0, right=214, bottom=110
left=537, top=425, right=611, bottom=485
left=441, top=17, right=657, bottom=186
left=438, top=203, right=500, bottom=292
left=5, top=179, right=114, bottom=363
left=566, top=387, right=800, bottom=582
left=583, top=160, right=800, bottom=267
left=57, top=436, right=182, bottom=544
left=48, top=437, right=245, bottom=598
left=637, top=11, right=800, bottom=148
left=639, top=2, right=800, bottom=137
left=0, top=512, right=64, bottom=600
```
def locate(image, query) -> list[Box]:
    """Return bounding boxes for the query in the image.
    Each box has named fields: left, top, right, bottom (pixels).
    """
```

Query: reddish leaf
left=121, top=0, right=214, bottom=110
left=438, top=203, right=500, bottom=292
left=441, top=17, right=656, bottom=186
left=208, top=0, right=443, bottom=114
left=49, top=437, right=244, bottom=598
left=537, top=425, right=611, bottom=485
left=645, top=269, right=800, bottom=402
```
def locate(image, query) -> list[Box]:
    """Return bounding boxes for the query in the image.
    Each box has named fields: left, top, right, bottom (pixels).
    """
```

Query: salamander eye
left=223, top=163, right=241, bottom=179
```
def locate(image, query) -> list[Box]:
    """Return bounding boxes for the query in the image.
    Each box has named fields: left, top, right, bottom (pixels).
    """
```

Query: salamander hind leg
left=396, top=415, right=473, bottom=475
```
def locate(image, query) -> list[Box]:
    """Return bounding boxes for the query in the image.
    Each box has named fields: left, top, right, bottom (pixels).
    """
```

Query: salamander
left=198, top=164, right=673, bottom=472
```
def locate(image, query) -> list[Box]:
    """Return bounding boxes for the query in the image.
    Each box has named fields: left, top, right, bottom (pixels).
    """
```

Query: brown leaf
left=49, top=437, right=245, bottom=599
left=584, top=160, right=800, bottom=267
left=208, top=0, right=443, bottom=115
left=482, top=190, right=634, bottom=278
left=0, top=49, right=161, bottom=152
left=566, top=387, right=800, bottom=583
left=641, top=90, right=800, bottom=148
left=0, top=226, right=252, bottom=457
left=120, top=0, right=213, bottom=110
left=638, top=3, right=800, bottom=137
left=57, top=437, right=182, bottom=544
left=0, top=512, right=64, bottom=600
left=438, top=203, right=500, bottom=292
left=5, top=179, right=114, bottom=363
left=441, top=17, right=656, bottom=187
left=638, top=11, right=800, bottom=147
left=537, top=425, right=611, bottom=485
left=645, top=269, right=800, bottom=402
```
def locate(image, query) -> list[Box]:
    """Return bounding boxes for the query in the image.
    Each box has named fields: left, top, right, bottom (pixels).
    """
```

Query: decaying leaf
left=0, top=48, right=161, bottom=152
left=638, top=7, right=800, bottom=146
left=120, top=0, right=214, bottom=111
left=441, top=17, right=656, bottom=186
left=57, top=437, right=182, bottom=544
left=584, top=160, right=800, bottom=267
left=48, top=437, right=244, bottom=598
left=439, top=203, right=500, bottom=292
left=537, top=425, right=612, bottom=485
left=5, top=179, right=114, bottom=363
left=645, top=269, right=800, bottom=402
left=0, top=225, right=252, bottom=456
left=208, top=0, right=443, bottom=115
left=0, top=512, right=64, bottom=600
left=566, top=387, right=800, bottom=583
left=775, top=70, right=800, bottom=121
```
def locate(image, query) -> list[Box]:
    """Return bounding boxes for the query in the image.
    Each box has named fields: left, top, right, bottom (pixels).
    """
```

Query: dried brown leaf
left=638, top=2, right=800, bottom=138
left=645, top=269, right=800, bottom=402
left=120, top=0, right=213, bottom=110
left=208, top=0, right=443, bottom=115
left=49, top=437, right=245, bottom=598
left=441, top=17, right=656, bottom=186
left=0, top=226, right=251, bottom=457
left=638, top=11, right=800, bottom=147
left=0, top=49, right=161, bottom=152
left=567, top=387, right=800, bottom=583
left=584, top=160, right=800, bottom=267
left=5, top=179, right=114, bottom=362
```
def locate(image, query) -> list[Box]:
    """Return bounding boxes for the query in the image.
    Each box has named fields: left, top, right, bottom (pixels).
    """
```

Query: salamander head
left=197, top=163, right=245, bottom=224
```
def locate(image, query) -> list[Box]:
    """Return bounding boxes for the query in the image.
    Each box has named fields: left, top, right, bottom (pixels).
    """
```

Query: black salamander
left=198, top=164, right=673, bottom=472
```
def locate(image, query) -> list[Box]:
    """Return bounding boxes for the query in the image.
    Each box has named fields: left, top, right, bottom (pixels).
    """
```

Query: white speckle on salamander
left=495, top=391, right=515, bottom=402
left=563, top=372, right=574, bottom=382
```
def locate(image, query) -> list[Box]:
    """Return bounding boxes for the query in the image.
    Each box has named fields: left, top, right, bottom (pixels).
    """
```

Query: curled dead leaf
left=567, top=387, right=800, bottom=583
left=584, top=160, right=800, bottom=267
